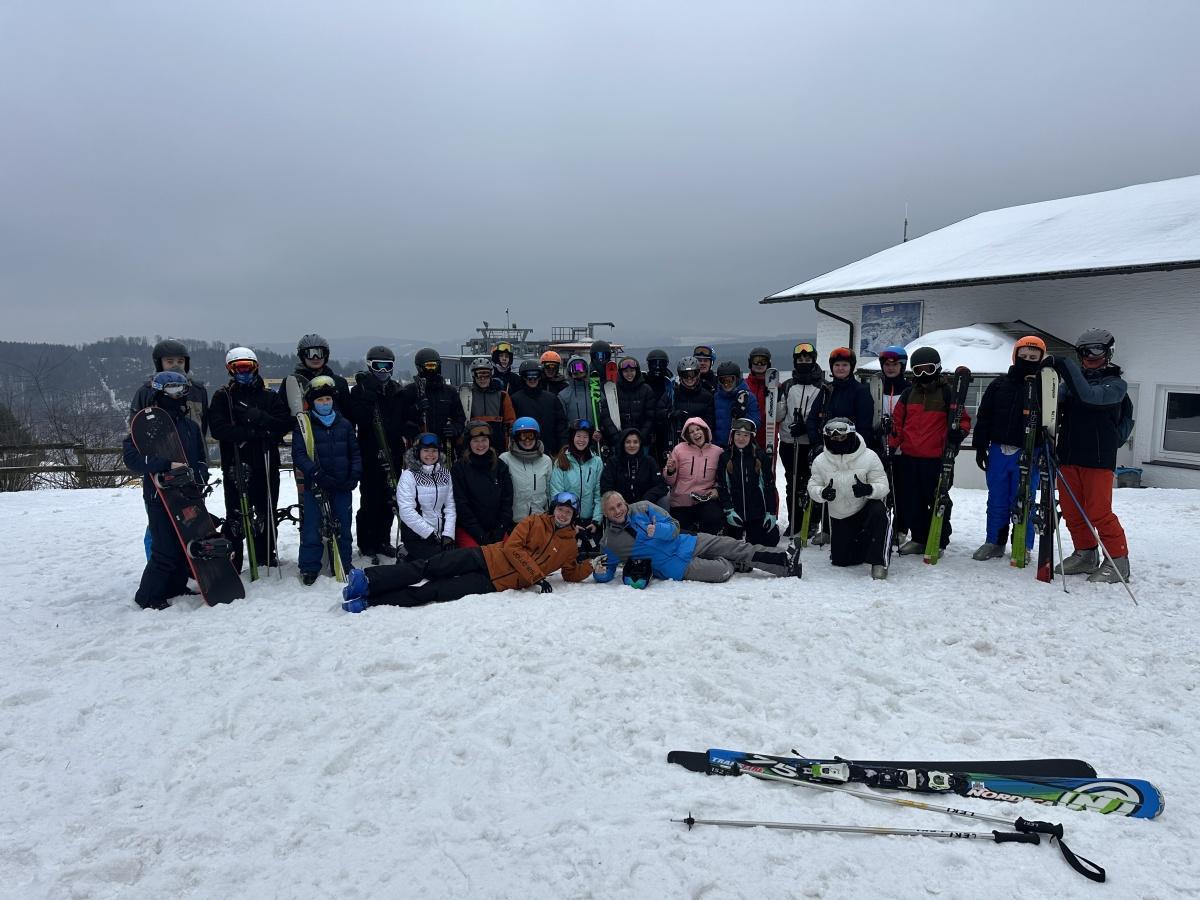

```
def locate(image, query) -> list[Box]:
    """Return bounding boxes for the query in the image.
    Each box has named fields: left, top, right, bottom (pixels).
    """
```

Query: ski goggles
left=822, top=420, right=857, bottom=437
left=568, top=361, right=588, bottom=376
left=730, top=418, right=757, bottom=436
left=1076, top=343, right=1109, bottom=359
left=226, top=360, right=258, bottom=375
left=493, top=342, right=513, bottom=354
left=416, top=433, right=440, bottom=448
left=571, top=419, right=593, bottom=433
left=718, top=375, right=737, bottom=387
left=420, top=361, right=441, bottom=373
left=749, top=356, right=770, bottom=367
left=301, top=347, right=328, bottom=361
left=878, top=350, right=907, bottom=364
left=912, top=363, right=940, bottom=376
left=542, top=363, right=560, bottom=375
left=523, top=370, right=542, bottom=381
left=514, top=429, right=539, bottom=441
left=157, top=381, right=190, bottom=398
left=679, top=368, right=700, bottom=379
left=693, top=345, right=715, bottom=359
left=619, top=359, right=638, bottom=371
left=368, top=359, right=394, bottom=372
left=466, top=423, right=491, bottom=440
left=793, top=342, right=815, bottom=356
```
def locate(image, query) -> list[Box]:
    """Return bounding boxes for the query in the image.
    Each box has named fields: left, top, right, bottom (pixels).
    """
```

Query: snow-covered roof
left=766, top=174, right=1200, bottom=302
left=859, top=324, right=1016, bottom=373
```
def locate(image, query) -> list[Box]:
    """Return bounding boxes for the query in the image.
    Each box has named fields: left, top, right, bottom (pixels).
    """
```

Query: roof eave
left=760, top=258, right=1200, bottom=304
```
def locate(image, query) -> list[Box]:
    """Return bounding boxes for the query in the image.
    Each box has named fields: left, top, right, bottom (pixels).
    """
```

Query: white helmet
left=225, top=346, right=259, bottom=365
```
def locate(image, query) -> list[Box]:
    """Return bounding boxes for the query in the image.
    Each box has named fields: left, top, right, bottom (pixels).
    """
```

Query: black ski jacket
left=1055, top=357, right=1133, bottom=470
left=806, top=376, right=874, bottom=443
left=600, top=428, right=669, bottom=505
left=670, top=381, right=717, bottom=439
left=401, top=374, right=465, bottom=443
left=451, top=450, right=515, bottom=544
left=208, top=378, right=294, bottom=473
left=124, top=403, right=209, bottom=503
left=348, top=372, right=409, bottom=473
left=973, top=363, right=1044, bottom=450
left=613, top=374, right=658, bottom=444
left=510, top=384, right=568, bottom=455
left=717, top=443, right=777, bottom=526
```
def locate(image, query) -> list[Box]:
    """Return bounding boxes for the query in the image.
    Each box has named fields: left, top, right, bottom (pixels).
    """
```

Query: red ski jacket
left=888, top=379, right=972, bottom=459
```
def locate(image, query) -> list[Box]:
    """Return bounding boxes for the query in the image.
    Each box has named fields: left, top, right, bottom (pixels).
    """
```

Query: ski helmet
left=550, top=490, right=580, bottom=519
left=540, top=350, right=562, bottom=366
left=878, top=345, right=908, bottom=365
left=676, top=355, right=701, bottom=376
left=716, top=361, right=742, bottom=381
left=305, top=374, right=337, bottom=402
left=518, top=359, right=542, bottom=382
left=1012, top=335, right=1047, bottom=363
left=693, top=344, right=716, bottom=362
left=1075, top=328, right=1115, bottom=362
left=568, top=418, right=594, bottom=440
left=618, top=356, right=640, bottom=375
left=622, top=557, right=653, bottom=590
left=470, top=356, right=493, bottom=376
left=909, top=346, right=942, bottom=381
left=511, top=416, right=541, bottom=438
left=646, top=349, right=670, bottom=375
left=414, top=348, right=441, bottom=376
left=152, top=338, right=190, bottom=373
left=366, top=345, right=395, bottom=363
left=589, top=340, right=612, bottom=366
left=822, top=416, right=857, bottom=454
left=297, top=333, right=330, bottom=362
left=729, top=417, right=757, bottom=437
left=225, top=347, right=259, bottom=379
left=793, top=341, right=816, bottom=358
left=491, top=341, right=514, bottom=365
left=828, top=347, right=857, bottom=369
left=151, top=370, right=190, bottom=399
left=540, top=351, right=563, bottom=377
left=748, top=346, right=772, bottom=367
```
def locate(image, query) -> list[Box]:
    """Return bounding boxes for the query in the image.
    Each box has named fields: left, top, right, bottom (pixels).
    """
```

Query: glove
left=240, top=404, right=269, bottom=426
left=144, top=455, right=172, bottom=473
left=440, top=535, right=455, bottom=550
left=976, top=447, right=988, bottom=471
left=537, top=579, right=553, bottom=594
left=821, top=480, right=836, bottom=502
left=724, top=508, right=743, bottom=527
left=441, top=423, right=456, bottom=440
left=317, top=473, right=338, bottom=491
left=852, top=475, right=871, bottom=498
left=789, top=410, right=805, bottom=438
left=762, top=513, right=778, bottom=531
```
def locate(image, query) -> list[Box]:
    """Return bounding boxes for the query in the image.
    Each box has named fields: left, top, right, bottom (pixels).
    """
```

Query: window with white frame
left=1162, top=388, right=1200, bottom=456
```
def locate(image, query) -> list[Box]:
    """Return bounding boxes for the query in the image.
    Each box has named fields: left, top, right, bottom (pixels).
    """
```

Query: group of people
left=123, top=327, right=1134, bottom=612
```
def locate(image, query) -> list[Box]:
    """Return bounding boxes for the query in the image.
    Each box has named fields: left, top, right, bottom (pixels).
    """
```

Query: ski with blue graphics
left=667, top=749, right=1163, bottom=820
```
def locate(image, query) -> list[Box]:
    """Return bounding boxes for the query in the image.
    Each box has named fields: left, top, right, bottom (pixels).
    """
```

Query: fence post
left=77, top=444, right=91, bottom=489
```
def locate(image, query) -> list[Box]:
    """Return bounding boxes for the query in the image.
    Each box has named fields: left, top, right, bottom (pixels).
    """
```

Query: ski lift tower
left=547, top=322, right=622, bottom=358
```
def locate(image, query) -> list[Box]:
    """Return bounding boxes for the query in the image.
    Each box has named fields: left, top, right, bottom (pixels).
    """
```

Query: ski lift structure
left=456, top=318, right=622, bottom=364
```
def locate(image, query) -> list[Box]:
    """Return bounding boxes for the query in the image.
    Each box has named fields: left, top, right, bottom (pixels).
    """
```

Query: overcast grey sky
left=2, top=1, right=1199, bottom=345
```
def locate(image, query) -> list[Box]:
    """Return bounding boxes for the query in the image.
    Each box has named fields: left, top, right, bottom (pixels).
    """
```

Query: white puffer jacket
left=396, top=448, right=456, bottom=539
left=806, top=434, right=889, bottom=520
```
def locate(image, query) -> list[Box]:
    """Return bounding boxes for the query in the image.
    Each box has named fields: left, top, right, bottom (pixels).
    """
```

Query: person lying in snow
left=593, top=491, right=802, bottom=585
left=340, top=491, right=599, bottom=612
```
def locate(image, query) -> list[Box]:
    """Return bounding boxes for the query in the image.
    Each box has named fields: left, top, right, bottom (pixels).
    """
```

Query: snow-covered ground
left=2, top=478, right=1198, bottom=899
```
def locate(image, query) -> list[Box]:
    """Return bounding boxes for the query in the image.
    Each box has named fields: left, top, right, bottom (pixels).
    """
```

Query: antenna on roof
left=902, top=203, right=909, bottom=243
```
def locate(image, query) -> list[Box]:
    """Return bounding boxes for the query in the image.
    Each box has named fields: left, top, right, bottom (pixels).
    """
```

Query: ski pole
left=264, top=447, right=280, bottom=579
left=749, top=762, right=1104, bottom=882
left=1050, top=448, right=1138, bottom=606
left=674, top=812, right=1041, bottom=845
left=1042, top=441, right=1068, bottom=594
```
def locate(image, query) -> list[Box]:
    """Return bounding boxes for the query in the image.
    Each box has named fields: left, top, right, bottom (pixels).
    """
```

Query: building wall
left=801, top=267, right=1200, bottom=489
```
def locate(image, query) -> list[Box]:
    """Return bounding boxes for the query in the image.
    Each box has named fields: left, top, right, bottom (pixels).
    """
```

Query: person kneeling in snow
left=807, top=418, right=891, bottom=579
left=594, top=491, right=801, bottom=584
left=340, top=491, right=599, bottom=612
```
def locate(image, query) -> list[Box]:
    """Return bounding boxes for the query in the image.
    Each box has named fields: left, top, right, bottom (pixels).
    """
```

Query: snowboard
left=129, top=408, right=244, bottom=606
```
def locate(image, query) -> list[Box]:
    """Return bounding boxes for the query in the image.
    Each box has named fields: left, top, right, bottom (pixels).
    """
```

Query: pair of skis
left=924, top=367, right=972, bottom=564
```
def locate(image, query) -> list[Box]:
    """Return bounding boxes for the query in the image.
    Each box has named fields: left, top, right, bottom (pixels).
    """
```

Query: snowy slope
left=2, top=478, right=1198, bottom=899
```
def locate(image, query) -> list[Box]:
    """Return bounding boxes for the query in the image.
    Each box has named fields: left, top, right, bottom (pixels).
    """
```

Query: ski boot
left=897, top=539, right=924, bottom=555
left=871, top=564, right=888, bottom=580
left=301, top=571, right=320, bottom=586
left=342, top=567, right=370, bottom=603
left=810, top=531, right=830, bottom=547
left=1056, top=547, right=1100, bottom=575
left=971, top=542, right=1005, bottom=561
left=377, top=543, right=399, bottom=559
left=1088, top=556, right=1130, bottom=583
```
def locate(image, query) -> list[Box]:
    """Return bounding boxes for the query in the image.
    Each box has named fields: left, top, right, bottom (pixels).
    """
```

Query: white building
left=763, top=175, right=1200, bottom=489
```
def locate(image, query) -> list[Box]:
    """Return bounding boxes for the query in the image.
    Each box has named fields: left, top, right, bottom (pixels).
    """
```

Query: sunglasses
left=749, top=357, right=769, bottom=366
left=1077, top=344, right=1109, bottom=359
left=368, top=360, right=394, bottom=372
left=542, top=363, right=560, bottom=374
left=912, top=363, right=939, bottom=376
left=159, top=382, right=189, bottom=398
left=227, top=360, right=258, bottom=375
left=302, top=348, right=327, bottom=361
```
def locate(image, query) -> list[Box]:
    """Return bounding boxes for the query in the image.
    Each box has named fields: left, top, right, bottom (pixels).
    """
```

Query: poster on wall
left=859, top=300, right=923, bottom=358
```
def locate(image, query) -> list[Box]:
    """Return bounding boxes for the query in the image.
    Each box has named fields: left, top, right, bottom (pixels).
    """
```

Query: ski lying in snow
left=667, top=750, right=1096, bottom=778
left=668, top=750, right=1163, bottom=819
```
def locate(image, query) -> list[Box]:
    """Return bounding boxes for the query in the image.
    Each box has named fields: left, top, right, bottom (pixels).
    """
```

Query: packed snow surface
left=769, top=174, right=1200, bottom=300
left=2, top=478, right=1199, bottom=899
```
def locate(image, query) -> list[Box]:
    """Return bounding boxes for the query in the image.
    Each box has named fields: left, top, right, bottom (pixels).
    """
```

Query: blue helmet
left=152, top=370, right=189, bottom=398
left=511, top=416, right=541, bottom=437
left=550, top=491, right=579, bottom=520
left=879, top=345, right=908, bottom=363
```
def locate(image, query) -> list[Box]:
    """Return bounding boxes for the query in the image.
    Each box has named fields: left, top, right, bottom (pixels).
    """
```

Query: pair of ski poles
left=674, top=763, right=1105, bottom=882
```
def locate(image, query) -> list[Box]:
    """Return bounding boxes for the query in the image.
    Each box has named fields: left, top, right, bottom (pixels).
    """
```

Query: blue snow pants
left=299, top=488, right=354, bottom=575
left=985, top=442, right=1040, bottom=547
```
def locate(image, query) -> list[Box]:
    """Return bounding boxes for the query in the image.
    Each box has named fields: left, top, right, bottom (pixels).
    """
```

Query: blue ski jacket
left=594, top=502, right=697, bottom=583
left=714, top=378, right=761, bottom=446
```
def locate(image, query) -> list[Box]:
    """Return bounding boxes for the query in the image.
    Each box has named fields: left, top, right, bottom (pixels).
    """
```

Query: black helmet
left=716, top=361, right=742, bottom=380
left=297, top=333, right=330, bottom=362
left=748, top=346, right=772, bottom=366
left=646, top=349, right=670, bottom=375
left=414, top=347, right=441, bottom=376
left=152, top=338, right=190, bottom=373
left=366, top=345, right=395, bottom=363
left=622, top=557, right=653, bottom=589
left=589, top=340, right=612, bottom=365
left=518, top=359, right=542, bottom=381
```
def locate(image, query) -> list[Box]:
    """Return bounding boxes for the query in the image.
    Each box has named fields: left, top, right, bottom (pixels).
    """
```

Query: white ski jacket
left=806, top=434, right=889, bottom=520
left=396, top=450, right=456, bottom=540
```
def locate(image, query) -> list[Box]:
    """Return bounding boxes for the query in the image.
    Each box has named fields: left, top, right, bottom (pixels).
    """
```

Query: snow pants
left=221, top=462, right=280, bottom=571
left=355, top=458, right=396, bottom=555
left=829, top=499, right=889, bottom=567
left=984, top=442, right=1040, bottom=547
left=672, top=499, right=725, bottom=536
left=682, top=534, right=792, bottom=583
left=299, top=488, right=353, bottom=576
left=134, top=498, right=192, bottom=609
left=1057, top=463, right=1128, bottom=558
left=365, top=546, right=496, bottom=607
left=895, top=455, right=953, bottom=547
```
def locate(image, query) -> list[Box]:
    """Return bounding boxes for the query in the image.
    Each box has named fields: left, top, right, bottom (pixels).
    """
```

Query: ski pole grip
left=992, top=831, right=1040, bottom=844
left=1015, top=818, right=1064, bottom=839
